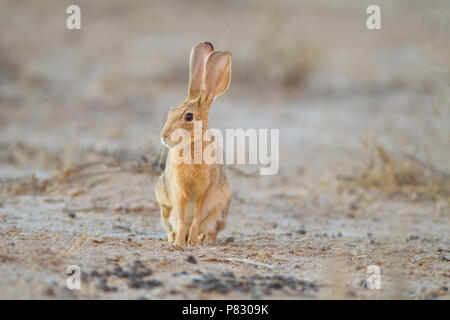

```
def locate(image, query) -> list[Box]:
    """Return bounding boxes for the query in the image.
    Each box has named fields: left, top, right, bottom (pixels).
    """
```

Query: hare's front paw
left=187, top=231, right=198, bottom=245
left=198, top=233, right=213, bottom=245
left=188, top=225, right=199, bottom=246
left=167, top=231, right=176, bottom=243
left=175, top=230, right=186, bottom=245
left=187, top=237, right=197, bottom=246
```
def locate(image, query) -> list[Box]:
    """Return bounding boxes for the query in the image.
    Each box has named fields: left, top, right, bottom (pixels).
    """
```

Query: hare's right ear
left=187, top=42, right=214, bottom=100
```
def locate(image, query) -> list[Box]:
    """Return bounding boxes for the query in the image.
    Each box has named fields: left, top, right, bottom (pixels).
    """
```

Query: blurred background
left=0, top=0, right=449, bottom=299
left=1, top=0, right=449, bottom=181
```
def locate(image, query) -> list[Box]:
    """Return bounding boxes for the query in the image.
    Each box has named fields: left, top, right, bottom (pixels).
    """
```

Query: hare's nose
left=161, top=136, right=170, bottom=148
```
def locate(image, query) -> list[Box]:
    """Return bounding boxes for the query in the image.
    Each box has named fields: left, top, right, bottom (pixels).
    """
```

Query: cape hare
left=155, top=42, right=232, bottom=245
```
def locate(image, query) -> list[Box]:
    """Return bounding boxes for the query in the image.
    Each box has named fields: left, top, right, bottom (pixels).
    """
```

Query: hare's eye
left=185, top=112, right=194, bottom=121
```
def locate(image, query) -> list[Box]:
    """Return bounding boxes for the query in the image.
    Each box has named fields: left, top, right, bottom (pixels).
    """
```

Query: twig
left=225, top=257, right=274, bottom=269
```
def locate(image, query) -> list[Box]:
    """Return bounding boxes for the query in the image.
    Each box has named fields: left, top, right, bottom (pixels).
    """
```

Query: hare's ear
left=187, top=42, right=214, bottom=100
left=201, top=51, right=231, bottom=105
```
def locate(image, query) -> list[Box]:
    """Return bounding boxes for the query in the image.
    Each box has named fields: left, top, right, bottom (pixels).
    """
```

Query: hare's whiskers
left=151, top=143, right=162, bottom=168
left=157, top=145, right=166, bottom=171
left=149, top=138, right=162, bottom=151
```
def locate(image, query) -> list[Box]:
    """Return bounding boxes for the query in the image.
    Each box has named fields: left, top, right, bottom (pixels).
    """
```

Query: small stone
left=186, top=255, right=197, bottom=264
left=96, top=278, right=117, bottom=292
left=43, top=287, right=55, bottom=296
left=266, top=282, right=283, bottom=290
left=224, top=237, right=234, bottom=243
left=222, top=271, right=235, bottom=278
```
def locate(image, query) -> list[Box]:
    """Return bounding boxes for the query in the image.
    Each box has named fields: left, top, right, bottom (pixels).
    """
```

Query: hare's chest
left=169, top=165, right=209, bottom=198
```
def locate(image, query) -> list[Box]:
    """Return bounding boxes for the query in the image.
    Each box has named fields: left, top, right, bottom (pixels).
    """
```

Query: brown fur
left=155, top=42, right=232, bottom=246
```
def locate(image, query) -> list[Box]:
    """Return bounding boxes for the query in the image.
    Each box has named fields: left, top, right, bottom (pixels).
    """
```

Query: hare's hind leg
left=203, top=198, right=230, bottom=244
left=155, top=174, right=174, bottom=241
left=198, top=178, right=231, bottom=244
left=198, top=195, right=231, bottom=245
left=217, top=198, right=230, bottom=233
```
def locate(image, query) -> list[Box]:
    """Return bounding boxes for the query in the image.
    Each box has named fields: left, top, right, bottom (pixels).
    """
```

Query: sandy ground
left=0, top=0, right=449, bottom=299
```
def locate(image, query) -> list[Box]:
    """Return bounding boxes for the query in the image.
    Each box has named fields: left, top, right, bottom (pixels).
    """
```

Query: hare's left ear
left=187, top=42, right=214, bottom=100
left=201, top=51, right=231, bottom=105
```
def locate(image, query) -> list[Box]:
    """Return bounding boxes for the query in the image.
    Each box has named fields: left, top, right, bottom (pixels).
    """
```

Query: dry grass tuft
left=340, top=132, right=450, bottom=203
left=1, top=174, right=51, bottom=197
left=0, top=140, right=160, bottom=197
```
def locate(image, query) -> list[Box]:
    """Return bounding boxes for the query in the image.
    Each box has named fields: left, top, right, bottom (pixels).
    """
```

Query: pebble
left=186, top=255, right=197, bottom=264
left=224, top=237, right=234, bottom=243
left=186, top=272, right=318, bottom=296
left=88, top=259, right=160, bottom=292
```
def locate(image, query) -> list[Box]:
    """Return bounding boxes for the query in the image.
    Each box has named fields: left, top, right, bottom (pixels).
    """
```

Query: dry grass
left=340, top=132, right=450, bottom=203
left=1, top=174, right=51, bottom=197
left=0, top=137, right=163, bottom=199
left=0, top=141, right=93, bottom=170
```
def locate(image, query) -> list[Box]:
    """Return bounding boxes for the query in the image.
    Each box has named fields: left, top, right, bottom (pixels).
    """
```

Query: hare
left=155, top=42, right=232, bottom=246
